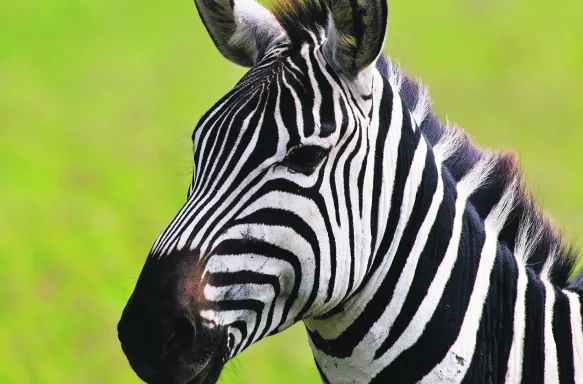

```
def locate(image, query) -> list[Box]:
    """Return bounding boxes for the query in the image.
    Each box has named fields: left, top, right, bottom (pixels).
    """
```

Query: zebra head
left=118, top=0, right=389, bottom=382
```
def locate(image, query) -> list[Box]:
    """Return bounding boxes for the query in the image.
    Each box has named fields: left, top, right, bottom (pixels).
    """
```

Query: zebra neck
left=305, top=116, right=583, bottom=382
left=303, top=86, right=467, bottom=376
left=299, top=66, right=583, bottom=382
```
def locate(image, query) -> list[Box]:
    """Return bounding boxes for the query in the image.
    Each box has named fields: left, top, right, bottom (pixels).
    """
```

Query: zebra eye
left=282, top=145, right=328, bottom=174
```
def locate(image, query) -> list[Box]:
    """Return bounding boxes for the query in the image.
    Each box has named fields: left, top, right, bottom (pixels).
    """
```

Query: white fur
left=542, top=279, right=559, bottom=384
left=505, top=249, right=529, bottom=383
left=411, top=80, right=430, bottom=126
left=565, top=290, right=583, bottom=383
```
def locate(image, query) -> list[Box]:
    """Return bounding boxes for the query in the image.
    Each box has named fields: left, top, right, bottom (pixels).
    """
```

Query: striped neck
left=304, top=65, right=583, bottom=383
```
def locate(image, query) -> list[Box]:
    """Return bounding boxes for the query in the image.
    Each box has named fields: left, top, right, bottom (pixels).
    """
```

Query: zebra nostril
left=162, top=316, right=196, bottom=357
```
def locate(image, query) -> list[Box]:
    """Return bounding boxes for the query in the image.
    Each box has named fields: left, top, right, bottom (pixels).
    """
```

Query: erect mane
left=271, top=0, right=329, bottom=46
left=376, top=55, right=579, bottom=288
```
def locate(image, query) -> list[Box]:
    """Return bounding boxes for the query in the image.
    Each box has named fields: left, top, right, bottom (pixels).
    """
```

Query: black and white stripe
left=147, top=0, right=583, bottom=382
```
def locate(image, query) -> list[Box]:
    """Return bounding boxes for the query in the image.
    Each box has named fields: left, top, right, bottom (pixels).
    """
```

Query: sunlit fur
left=144, top=0, right=583, bottom=382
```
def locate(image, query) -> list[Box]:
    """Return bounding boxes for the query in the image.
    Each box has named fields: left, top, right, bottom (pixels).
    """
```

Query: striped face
left=118, top=0, right=389, bottom=382
left=151, top=41, right=385, bottom=357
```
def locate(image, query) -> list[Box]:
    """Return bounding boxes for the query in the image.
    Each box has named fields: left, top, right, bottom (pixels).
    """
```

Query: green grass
left=1, top=0, right=582, bottom=382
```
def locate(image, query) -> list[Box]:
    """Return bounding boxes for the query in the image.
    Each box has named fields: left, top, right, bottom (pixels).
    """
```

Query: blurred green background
left=1, top=0, right=582, bottom=382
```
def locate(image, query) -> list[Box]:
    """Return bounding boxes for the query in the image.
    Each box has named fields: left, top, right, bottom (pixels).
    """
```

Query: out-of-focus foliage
left=1, top=0, right=582, bottom=382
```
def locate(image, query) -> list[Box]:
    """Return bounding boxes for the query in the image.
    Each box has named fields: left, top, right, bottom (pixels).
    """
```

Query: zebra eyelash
left=280, top=144, right=329, bottom=174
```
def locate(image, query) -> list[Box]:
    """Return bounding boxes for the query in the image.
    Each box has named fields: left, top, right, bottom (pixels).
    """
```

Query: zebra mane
left=270, top=0, right=580, bottom=288
left=376, top=55, right=580, bottom=288
left=271, top=0, right=328, bottom=46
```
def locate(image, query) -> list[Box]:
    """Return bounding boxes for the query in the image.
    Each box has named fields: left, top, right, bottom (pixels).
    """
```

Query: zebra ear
left=322, top=0, right=388, bottom=77
left=194, top=0, right=286, bottom=67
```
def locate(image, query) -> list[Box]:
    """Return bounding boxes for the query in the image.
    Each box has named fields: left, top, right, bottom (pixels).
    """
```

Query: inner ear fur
left=194, top=0, right=286, bottom=67
left=322, top=0, right=388, bottom=77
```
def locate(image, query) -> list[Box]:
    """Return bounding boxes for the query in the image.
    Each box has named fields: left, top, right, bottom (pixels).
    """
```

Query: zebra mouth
left=119, top=315, right=229, bottom=384
left=123, top=350, right=226, bottom=384
left=185, top=354, right=226, bottom=384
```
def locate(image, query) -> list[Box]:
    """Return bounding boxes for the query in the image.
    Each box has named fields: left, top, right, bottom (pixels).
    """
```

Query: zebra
left=117, top=0, right=583, bottom=382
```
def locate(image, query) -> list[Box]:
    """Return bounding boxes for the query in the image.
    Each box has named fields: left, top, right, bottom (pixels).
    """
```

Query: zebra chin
left=130, top=353, right=226, bottom=384
left=118, top=308, right=229, bottom=384
left=118, top=314, right=229, bottom=384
